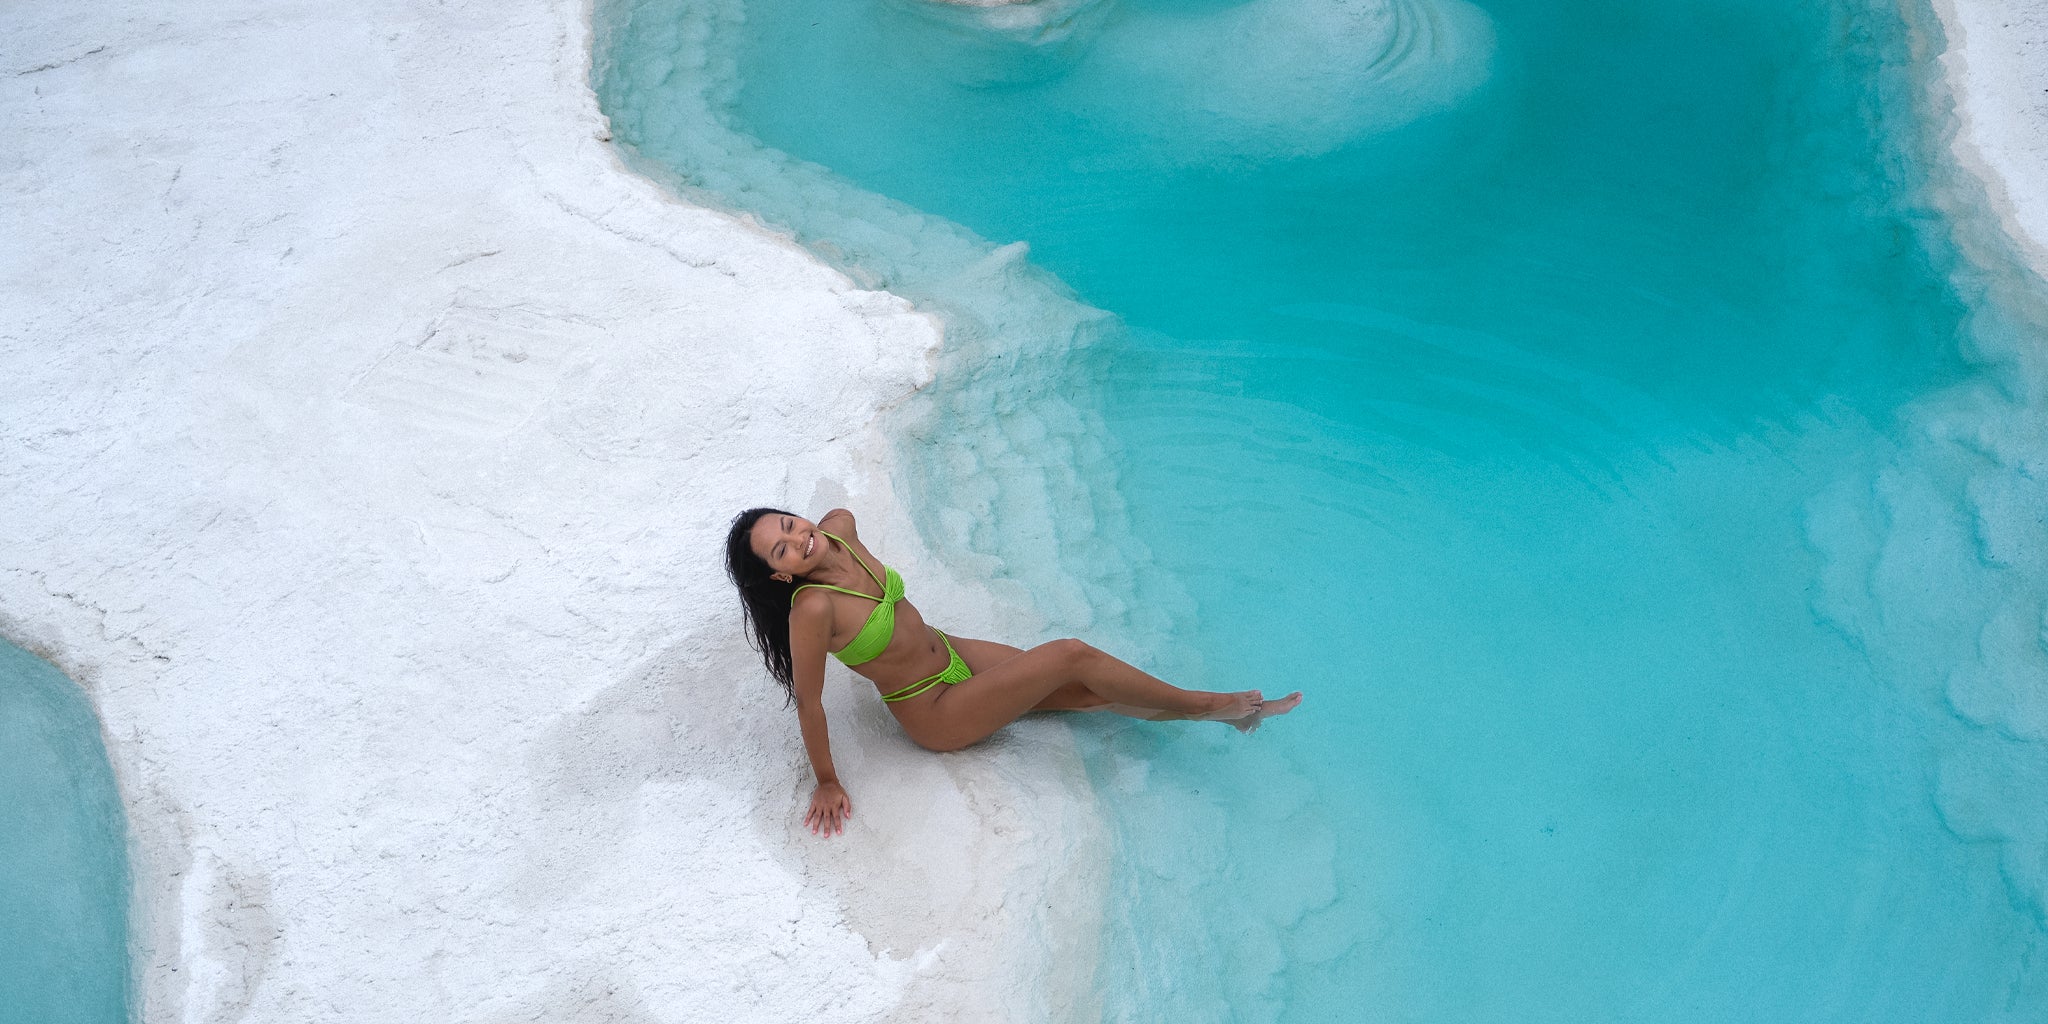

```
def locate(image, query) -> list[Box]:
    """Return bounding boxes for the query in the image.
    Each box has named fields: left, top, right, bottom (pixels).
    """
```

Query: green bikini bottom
left=880, top=629, right=972, bottom=703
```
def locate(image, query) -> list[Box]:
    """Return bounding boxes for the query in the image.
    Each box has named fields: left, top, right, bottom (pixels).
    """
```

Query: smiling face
left=748, top=512, right=823, bottom=580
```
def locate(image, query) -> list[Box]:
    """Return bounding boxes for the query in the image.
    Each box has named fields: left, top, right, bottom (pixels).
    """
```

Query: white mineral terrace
left=0, top=0, right=2043, bottom=1021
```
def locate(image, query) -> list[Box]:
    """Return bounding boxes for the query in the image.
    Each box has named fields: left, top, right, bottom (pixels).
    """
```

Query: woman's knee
left=1037, top=637, right=1097, bottom=670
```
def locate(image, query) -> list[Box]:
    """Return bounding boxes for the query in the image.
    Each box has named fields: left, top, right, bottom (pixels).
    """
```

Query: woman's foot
left=1193, top=690, right=1263, bottom=722
left=1230, top=690, right=1303, bottom=734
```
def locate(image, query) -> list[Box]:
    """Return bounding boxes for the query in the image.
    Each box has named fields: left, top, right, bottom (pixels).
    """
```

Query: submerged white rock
left=1839, top=0, right=2048, bottom=929
left=907, top=0, right=1497, bottom=155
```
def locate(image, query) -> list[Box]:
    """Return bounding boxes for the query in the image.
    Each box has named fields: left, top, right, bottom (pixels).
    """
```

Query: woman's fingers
left=803, top=791, right=854, bottom=837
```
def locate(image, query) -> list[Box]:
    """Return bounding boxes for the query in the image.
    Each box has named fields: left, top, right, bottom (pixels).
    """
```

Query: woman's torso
left=798, top=532, right=953, bottom=702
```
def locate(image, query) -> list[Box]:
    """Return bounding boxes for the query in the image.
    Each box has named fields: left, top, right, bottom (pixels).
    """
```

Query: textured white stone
left=1935, top=0, right=2048, bottom=267
left=0, top=1, right=1103, bottom=1021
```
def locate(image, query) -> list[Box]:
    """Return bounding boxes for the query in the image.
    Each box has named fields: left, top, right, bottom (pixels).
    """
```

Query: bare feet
left=1230, top=690, right=1303, bottom=734
left=1194, top=690, right=1263, bottom=722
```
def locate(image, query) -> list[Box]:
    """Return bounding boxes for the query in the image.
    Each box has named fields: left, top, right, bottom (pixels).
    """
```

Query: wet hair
left=725, top=507, right=801, bottom=705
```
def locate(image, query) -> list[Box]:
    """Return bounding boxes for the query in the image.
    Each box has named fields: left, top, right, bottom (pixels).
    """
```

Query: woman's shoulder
left=818, top=507, right=857, bottom=534
left=789, top=585, right=836, bottom=624
left=819, top=509, right=887, bottom=568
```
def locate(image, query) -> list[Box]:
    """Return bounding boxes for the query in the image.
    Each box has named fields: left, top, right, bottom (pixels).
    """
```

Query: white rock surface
left=1935, top=0, right=2048, bottom=268
left=0, top=1, right=1103, bottom=1021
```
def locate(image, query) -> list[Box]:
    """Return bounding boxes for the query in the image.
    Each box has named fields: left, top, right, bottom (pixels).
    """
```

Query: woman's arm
left=789, top=594, right=852, bottom=837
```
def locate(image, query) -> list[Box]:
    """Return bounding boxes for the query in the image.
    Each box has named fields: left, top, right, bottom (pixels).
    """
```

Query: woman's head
left=726, top=507, right=802, bottom=702
left=743, top=509, right=830, bottom=582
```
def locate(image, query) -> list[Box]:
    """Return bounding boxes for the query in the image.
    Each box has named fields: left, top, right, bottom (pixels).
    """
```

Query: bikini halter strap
left=789, top=531, right=886, bottom=603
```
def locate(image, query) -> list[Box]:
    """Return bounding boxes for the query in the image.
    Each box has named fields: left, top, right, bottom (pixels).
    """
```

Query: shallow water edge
left=0, top=638, right=134, bottom=1024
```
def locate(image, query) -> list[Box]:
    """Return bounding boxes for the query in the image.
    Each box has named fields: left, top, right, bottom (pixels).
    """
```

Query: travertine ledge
left=0, top=2, right=1105, bottom=1021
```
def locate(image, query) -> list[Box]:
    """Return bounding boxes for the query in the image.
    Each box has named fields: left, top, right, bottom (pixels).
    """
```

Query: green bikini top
left=790, top=531, right=904, bottom=666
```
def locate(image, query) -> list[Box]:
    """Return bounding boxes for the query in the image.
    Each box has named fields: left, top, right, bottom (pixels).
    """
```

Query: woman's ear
left=772, top=572, right=794, bottom=583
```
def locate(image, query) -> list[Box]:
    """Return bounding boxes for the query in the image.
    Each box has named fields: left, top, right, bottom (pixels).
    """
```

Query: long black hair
left=725, top=507, right=801, bottom=705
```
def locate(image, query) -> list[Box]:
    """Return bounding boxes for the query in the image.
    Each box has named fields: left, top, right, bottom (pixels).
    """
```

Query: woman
left=725, top=506, right=1302, bottom=837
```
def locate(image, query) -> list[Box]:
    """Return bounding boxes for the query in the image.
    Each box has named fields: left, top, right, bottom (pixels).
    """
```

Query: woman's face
left=749, top=512, right=823, bottom=580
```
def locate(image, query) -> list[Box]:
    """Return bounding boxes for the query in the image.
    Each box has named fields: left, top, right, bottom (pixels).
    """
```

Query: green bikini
left=792, top=531, right=972, bottom=703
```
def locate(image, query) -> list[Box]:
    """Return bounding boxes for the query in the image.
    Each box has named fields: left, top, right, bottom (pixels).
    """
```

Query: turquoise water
left=0, top=640, right=133, bottom=1024
left=597, top=0, right=2048, bottom=1018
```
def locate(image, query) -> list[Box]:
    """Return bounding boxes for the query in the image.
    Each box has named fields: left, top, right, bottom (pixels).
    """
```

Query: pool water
left=595, top=0, right=2048, bottom=1018
left=0, top=640, right=133, bottom=1024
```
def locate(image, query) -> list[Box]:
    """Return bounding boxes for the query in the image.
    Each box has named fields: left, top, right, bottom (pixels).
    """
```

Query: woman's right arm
left=789, top=594, right=852, bottom=837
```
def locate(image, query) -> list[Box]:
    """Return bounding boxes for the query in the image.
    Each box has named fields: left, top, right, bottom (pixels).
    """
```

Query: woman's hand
left=805, top=780, right=853, bottom=838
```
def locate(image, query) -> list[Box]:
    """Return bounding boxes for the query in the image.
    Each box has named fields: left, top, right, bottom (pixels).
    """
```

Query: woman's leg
left=948, top=635, right=1109, bottom=712
left=950, top=634, right=1304, bottom=729
left=951, top=635, right=1248, bottom=719
left=916, top=637, right=1260, bottom=751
